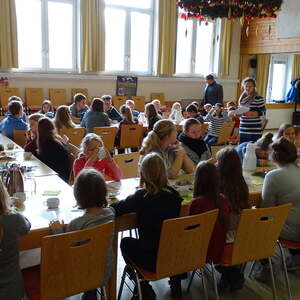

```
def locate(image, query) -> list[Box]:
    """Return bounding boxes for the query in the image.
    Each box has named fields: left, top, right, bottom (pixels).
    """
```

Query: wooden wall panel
left=240, top=19, right=300, bottom=54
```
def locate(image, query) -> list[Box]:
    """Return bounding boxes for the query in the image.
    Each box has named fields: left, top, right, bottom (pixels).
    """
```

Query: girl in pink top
left=73, top=133, right=122, bottom=181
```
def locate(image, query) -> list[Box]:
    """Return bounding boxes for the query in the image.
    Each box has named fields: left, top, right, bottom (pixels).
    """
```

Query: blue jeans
left=239, top=133, right=262, bottom=144
left=203, top=135, right=218, bottom=146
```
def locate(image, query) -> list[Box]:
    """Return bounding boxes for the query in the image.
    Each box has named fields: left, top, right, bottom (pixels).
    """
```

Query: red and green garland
left=177, top=0, right=283, bottom=21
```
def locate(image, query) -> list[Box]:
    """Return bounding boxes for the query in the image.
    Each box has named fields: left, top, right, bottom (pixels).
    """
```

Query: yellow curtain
left=256, top=54, right=271, bottom=99
left=292, top=54, right=300, bottom=80
left=81, top=0, right=105, bottom=72
left=220, top=19, right=233, bottom=77
left=0, top=0, right=18, bottom=68
left=157, top=0, right=177, bottom=76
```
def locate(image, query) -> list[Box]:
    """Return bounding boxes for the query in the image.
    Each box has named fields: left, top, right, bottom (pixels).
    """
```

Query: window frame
left=104, top=0, right=155, bottom=75
left=15, top=0, right=77, bottom=73
left=175, top=16, right=220, bottom=77
left=266, top=54, right=291, bottom=103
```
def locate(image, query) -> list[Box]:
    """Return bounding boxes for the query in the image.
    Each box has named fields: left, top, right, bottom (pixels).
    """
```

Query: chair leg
left=100, top=286, right=107, bottom=300
left=248, top=260, right=257, bottom=278
left=277, top=242, right=293, bottom=300
left=134, top=228, right=139, bottom=238
left=187, top=270, right=196, bottom=292
left=133, top=271, right=143, bottom=300
left=117, top=265, right=129, bottom=300
left=211, top=262, right=219, bottom=300
left=201, top=269, right=209, bottom=300
left=268, top=257, right=278, bottom=300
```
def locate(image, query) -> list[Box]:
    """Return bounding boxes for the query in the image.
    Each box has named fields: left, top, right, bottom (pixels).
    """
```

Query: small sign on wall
left=116, top=76, right=138, bottom=97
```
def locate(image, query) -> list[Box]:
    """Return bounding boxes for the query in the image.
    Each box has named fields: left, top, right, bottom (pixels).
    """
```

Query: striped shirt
left=239, top=96, right=266, bottom=136
left=204, top=110, right=230, bottom=137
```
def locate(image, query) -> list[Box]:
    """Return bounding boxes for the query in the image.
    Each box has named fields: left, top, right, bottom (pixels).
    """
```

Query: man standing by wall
left=203, top=74, right=224, bottom=106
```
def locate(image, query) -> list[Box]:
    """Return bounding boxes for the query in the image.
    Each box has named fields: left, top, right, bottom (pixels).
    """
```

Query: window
left=176, top=13, right=220, bottom=76
left=16, top=0, right=76, bottom=71
left=104, top=0, right=154, bottom=73
left=267, top=54, right=291, bottom=102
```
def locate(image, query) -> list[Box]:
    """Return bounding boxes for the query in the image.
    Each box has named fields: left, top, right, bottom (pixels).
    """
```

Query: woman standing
left=238, top=77, right=266, bottom=143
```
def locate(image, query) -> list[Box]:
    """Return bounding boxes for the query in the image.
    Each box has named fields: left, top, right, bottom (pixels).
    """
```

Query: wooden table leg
left=107, top=232, right=119, bottom=300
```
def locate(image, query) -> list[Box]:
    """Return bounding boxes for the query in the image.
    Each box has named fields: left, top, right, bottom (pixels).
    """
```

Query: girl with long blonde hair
left=54, top=105, right=76, bottom=131
left=0, top=179, right=31, bottom=299
left=140, top=119, right=194, bottom=179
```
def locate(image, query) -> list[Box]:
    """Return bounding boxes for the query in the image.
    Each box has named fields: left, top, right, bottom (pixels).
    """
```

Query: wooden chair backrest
left=59, top=127, right=86, bottom=147
left=230, top=204, right=291, bottom=265
left=93, top=127, right=117, bottom=152
left=71, top=88, right=88, bottom=98
left=114, top=152, right=140, bottom=178
left=131, top=96, right=145, bottom=112
left=49, top=88, right=67, bottom=107
left=25, top=88, right=44, bottom=108
left=13, top=130, right=27, bottom=147
left=0, top=87, right=20, bottom=107
left=19, top=228, right=51, bottom=251
left=200, top=122, right=209, bottom=137
left=40, top=222, right=113, bottom=300
left=112, top=96, right=127, bottom=111
left=119, top=124, right=144, bottom=149
left=150, top=92, right=165, bottom=105
left=155, top=210, right=218, bottom=279
left=261, top=118, right=269, bottom=131
left=215, top=122, right=234, bottom=145
left=294, top=125, right=300, bottom=136
left=175, top=124, right=183, bottom=132
left=211, top=145, right=230, bottom=159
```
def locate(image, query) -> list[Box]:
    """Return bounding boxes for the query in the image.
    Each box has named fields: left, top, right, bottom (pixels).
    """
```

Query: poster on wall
left=116, top=76, right=138, bottom=97
left=0, top=76, right=9, bottom=87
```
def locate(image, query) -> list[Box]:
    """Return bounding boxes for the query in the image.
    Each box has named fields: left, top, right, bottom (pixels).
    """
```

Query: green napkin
left=251, top=179, right=263, bottom=185
left=42, top=190, right=61, bottom=196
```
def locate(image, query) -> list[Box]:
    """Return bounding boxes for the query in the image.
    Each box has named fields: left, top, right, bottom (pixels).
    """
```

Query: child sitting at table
left=39, top=100, right=54, bottom=119
left=178, top=118, right=211, bottom=165
left=215, top=147, right=249, bottom=292
left=0, top=178, right=31, bottom=300
left=115, top=104, right=139, bottom=146
left=189, top=161, right=230, bottom=263
left=110, top=153, right=183, bottom=299
left=54, top=105, right=77, bottom=132
left=169, top=102, right=184, bottom=125
left=24, top=113, right=44, bottom=155
left=50, top=168, right=115, bottom=300
left=0, top=100, right=28, bottom=140
left=203, top=103, right=230, bottom=146
left=73, top=133, right=122, bottom=181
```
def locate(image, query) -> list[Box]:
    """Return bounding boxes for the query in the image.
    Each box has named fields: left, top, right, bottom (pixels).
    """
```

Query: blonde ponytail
left=140, top=120, right=175, bottom=155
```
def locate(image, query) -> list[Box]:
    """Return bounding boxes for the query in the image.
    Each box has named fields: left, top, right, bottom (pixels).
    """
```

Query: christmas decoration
left=177, top=0, right=283, bottom=21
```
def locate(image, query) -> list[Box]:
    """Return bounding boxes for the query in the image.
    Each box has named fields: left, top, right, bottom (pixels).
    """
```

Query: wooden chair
left=202, top=204, right=292, bottom=300
left=114, top=152, right=140, bottom=179
left=213, top=122, right=234, bottom=145
left=113, top=96, right=127, bottom=111
left=261, top=118, right=269, bottom=131
left=0, top=87, right=20, bottom=108
left=131, top=96, right=146, bottom=112
left=49, top=88, right=67, bottom=107
left=210, top=145, right=229, bottom=159
left=93, top=127, right=117, bottom=153
left=13, top=130, right=27, bottom=147
left=59, top=127, right=86, bottom=147
left=119, top=124, right=144, bottom=150
left=22, top=221, right=113, bottom=300
left=150, top=92, right=165, bottom=105
left=25, top=88, right=44, bottom=111
left=118, top=210, right=218, bottom=300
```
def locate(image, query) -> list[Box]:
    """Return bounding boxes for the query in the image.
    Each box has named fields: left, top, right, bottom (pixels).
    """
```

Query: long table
left=0, top=133, right=267, bottom=300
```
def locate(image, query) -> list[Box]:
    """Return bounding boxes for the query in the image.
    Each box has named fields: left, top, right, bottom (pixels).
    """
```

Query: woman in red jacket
left=73, top=133, right=122, bottom=181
